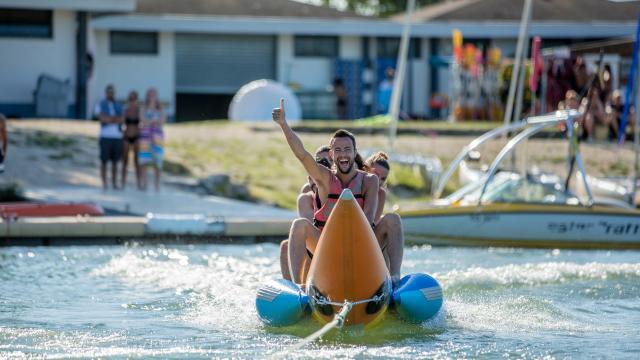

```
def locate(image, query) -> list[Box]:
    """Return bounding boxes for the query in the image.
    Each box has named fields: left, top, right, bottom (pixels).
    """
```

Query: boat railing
left=435, top=110, right=580, bottom=199
left=475, top=110, right=592, bottom=206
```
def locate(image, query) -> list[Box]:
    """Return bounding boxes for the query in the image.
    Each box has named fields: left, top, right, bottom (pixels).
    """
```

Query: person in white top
left=95, top=84, right=124, bottom=189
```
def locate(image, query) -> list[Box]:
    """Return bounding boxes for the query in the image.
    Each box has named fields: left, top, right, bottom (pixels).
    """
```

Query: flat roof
left=92, top=14, right=636, bottom=39
left=399, top=0, right=640, bottom=22
left=134, top=0, right=366, bottom=19
left=0, top=0, right=136, bottom=12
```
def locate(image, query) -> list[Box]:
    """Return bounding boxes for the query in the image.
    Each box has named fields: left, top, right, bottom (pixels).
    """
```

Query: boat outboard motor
left=256, top=278, right=309, bottom=326
left=392, top=273, right=443, bottom=322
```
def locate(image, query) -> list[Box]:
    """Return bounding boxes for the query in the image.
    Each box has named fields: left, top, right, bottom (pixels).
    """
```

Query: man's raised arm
left=272, top=98, right=328, bottom=185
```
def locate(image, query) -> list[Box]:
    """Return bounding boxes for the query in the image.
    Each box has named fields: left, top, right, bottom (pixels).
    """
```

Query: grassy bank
left=164, top=121, right=437, bottom=209
left=10, top=119, right=639, bottom=210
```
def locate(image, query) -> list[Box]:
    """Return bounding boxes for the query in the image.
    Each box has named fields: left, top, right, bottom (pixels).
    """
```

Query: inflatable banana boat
left=256, top=189, right=443, bottom=327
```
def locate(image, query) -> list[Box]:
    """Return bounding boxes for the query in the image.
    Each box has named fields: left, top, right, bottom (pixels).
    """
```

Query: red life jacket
left=313, top=171, right=366, bottom=231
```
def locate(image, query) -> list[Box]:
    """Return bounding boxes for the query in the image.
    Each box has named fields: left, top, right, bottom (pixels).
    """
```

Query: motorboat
left=397, top=110, right=640, bottom=249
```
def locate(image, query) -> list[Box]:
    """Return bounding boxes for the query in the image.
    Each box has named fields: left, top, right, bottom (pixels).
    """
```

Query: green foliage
left=387, top=163, right=427, bottom=191
left=26, top=131, right=76, bottom=148
left=609, top=160, right=630, bottom=176
left=321, top=0, right=444, bottom=17
left=162, top=159, right=192, bottom=176
left=165, top=131, right=314, bottom=209
left=48, top=150, right=74, bottom=160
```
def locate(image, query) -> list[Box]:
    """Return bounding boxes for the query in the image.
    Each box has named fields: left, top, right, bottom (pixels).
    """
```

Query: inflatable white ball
left=228, top=79, right=302, bottom=122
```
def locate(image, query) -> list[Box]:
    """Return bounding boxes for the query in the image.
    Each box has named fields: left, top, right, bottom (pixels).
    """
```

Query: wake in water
left=91, top=246, right=640, bottom=344
left=2, top=245, right=638, bottom=358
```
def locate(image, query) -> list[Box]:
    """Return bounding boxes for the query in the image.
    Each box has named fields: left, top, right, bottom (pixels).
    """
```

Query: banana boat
left=256, top=189, right=443, bottom=327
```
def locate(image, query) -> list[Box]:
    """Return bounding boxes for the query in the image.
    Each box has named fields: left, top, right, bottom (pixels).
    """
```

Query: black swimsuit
left=124, top=117, right=140, bottom=144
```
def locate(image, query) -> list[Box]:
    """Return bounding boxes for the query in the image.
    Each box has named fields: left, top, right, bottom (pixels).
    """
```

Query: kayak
left=256, top=189, right=443, bottom=328
left=0, top=202, right=104, bottom=218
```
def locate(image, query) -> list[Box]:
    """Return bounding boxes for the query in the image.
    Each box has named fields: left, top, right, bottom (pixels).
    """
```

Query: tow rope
left=270, top=300, right=354, bottom=358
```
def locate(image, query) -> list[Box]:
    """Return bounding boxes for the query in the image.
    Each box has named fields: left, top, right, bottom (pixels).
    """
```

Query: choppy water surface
left=1, top=244, right=639, bottom=359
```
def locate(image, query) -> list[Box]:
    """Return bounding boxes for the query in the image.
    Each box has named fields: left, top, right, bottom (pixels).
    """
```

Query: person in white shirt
left=95, top=84, right=124, bottom=189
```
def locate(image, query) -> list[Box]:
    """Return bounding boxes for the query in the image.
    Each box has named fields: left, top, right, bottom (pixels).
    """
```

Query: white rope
left=315, top=294, right=384, bottom=307
left=270, top=301, right=353, bottom=359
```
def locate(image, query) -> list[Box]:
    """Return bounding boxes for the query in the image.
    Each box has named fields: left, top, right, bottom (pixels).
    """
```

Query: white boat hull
left=400, top=204, right=640, bottom=248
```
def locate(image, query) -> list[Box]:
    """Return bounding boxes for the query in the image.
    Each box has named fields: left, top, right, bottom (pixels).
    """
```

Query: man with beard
left=273, top=99, right=379, bottom=285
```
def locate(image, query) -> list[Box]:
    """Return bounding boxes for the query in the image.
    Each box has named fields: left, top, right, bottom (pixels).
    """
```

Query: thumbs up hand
left=272, top=98, right=286, bottom=125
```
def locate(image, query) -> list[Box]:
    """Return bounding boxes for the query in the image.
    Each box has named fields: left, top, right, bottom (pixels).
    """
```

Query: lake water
left=1, top=244, right=639, bottom=359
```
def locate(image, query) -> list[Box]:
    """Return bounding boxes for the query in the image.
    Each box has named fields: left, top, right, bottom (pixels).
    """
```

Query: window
left=377, top=37, right=421, bottom=59
left=110, top=31, right=158, bottom=55
left=294, top=36, right=338, bottom=58
left=0, top=8, right=52, bottom=38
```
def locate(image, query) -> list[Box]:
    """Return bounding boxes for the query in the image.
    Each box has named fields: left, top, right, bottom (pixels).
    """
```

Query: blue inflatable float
left=256, top=273, right=443, bottom=326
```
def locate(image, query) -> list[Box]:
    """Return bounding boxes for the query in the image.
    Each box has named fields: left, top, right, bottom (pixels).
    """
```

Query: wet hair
left=365, top=151, right=390, bottom=171
left=315, top=145, right=331, bottom=156
left=355, top=153, right=364, bottom=170
left=145, top=88, right=162, bottom=111
left=128, top=90, right=138, bottom=101
left=330, top=129, right=356, bottom=149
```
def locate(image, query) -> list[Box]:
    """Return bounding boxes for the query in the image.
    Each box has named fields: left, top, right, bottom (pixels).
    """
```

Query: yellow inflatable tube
left=305, top=189, right=391, bottom=327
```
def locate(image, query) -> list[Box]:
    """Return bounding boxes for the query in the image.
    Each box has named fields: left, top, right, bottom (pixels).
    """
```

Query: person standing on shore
left=122, top=90, right=141, bottom=189
left=138, top=88, right=165, bottom=192
left=0, top=113, right=7, bottom=173
left=95, top=84, right=124, bottom=190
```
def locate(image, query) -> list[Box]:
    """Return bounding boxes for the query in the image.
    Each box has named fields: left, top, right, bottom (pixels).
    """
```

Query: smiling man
left=273, top=99, right=379, bottom=284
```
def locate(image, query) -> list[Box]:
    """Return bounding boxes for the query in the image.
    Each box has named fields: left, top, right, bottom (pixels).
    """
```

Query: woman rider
left=364, top=151, right=404, bottom=287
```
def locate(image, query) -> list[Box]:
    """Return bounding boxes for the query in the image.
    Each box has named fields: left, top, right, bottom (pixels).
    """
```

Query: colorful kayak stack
left=256, top=189, right=443, bottom=327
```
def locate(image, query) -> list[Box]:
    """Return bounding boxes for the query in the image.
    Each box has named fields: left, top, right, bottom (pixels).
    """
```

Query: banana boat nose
left=305, top=189, right=391, bottom=327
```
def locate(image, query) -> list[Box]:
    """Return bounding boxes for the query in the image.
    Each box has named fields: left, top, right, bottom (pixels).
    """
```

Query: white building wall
left=289, top=58, right=333, bottom=90
left=409, top=37, right=430, bottom=116
left=276, top=34, right=336, bottom=90
left=276, top=34, right=294, bottom=84
left=0, top=10, right=76, bottom=105
left=92, top=30, right=175, bottom=117
left=339, top=36, right=361, bottom=59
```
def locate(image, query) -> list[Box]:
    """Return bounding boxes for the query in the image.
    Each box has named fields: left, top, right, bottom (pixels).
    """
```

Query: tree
left=321, top=0, right=445, bottom=17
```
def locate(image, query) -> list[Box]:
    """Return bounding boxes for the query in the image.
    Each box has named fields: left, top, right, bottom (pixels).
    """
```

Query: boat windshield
left=446, top=172, right=580, bottom=206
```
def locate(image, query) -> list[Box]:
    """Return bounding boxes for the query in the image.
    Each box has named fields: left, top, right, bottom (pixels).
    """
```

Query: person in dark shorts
left=95, top=84, right=124, bottom=189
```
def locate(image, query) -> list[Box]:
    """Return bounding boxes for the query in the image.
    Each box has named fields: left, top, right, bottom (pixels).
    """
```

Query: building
left=0, top=0, right=136, bottom=119
left=400, top=0, right=640, bottom=114
left=1, top=0, right=638, bottom=120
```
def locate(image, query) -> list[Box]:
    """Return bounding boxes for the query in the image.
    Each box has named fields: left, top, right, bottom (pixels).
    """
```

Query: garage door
left=176, top=33, right=276, bottom=94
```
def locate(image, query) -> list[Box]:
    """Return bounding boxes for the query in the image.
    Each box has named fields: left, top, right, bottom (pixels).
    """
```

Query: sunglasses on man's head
left=316, top=158, right=331, bottom=169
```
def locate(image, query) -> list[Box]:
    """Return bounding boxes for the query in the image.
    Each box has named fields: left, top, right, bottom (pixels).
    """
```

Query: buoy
left=392, top=273, right=443, bottom=322
left=256, top=278, right=309, bottom=326
left=306, top=189, right=391, bottom=327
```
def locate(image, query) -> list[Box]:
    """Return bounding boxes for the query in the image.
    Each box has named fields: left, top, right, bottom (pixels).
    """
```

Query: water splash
left=439, top=262, right=640, bottom=289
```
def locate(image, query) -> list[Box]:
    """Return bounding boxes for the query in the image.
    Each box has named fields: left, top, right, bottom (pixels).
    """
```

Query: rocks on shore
left=199, top=174, right=251, bottom=201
